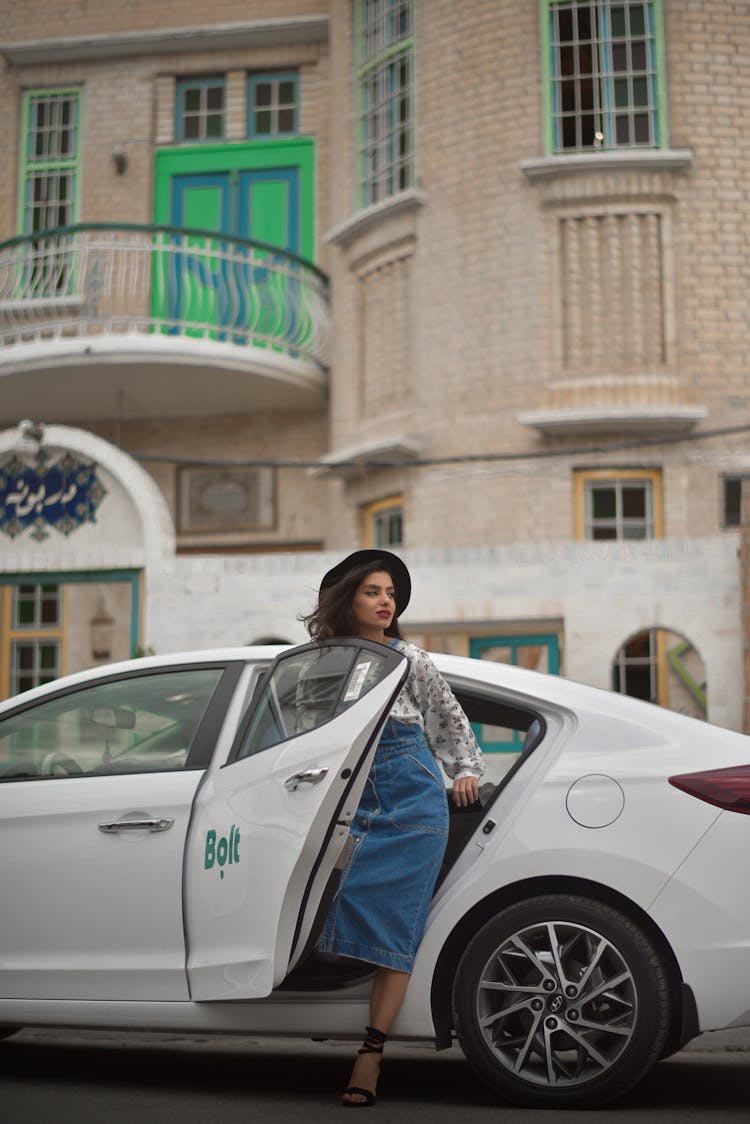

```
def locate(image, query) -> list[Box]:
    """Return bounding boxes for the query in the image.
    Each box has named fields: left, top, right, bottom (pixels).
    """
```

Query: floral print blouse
left=387, top=639, right=485, bottom=781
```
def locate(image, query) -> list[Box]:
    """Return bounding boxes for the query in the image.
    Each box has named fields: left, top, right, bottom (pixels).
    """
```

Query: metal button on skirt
left=317, top=717, right=449, bottom=973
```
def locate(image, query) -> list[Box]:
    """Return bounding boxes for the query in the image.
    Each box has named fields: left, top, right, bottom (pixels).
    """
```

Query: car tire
left=453, top=894, right=671, bottom=1108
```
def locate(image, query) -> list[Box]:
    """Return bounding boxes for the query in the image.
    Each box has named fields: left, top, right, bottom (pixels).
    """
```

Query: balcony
left=0, top=224, right=330, bottom=423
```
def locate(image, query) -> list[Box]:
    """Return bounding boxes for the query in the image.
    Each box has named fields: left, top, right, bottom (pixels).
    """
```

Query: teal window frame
left=176, top=77, right=226, bottom=143
left=17, top=87, right=81, bottom=236
left=248, top=73, right=299, bottom=138
left=540, top=1, right=668, bottom=154
left=1, top=571, right=141, bottom=701
left=469, top=634, right=560, bottom=752
left=2, top=570, right=140, bottom=648
left=355, top=0, right=415, bottom=209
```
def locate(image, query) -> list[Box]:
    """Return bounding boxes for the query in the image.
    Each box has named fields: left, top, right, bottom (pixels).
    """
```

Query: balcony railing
left=0, top=223, right=331, bottom=370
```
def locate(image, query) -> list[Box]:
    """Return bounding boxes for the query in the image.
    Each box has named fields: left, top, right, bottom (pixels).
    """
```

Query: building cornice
left=0, top=17, right=329, bottom=65
left=312, top=436, right=422, bottom=479
left=518, top=404, right=708, bottom=437
left=326, top=190, right=427, bottom=250
left=520, top=149, right=695, bottom=182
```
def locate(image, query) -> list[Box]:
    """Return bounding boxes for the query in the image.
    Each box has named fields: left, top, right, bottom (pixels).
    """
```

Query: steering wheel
left=40, top=750, right=85, bottom=777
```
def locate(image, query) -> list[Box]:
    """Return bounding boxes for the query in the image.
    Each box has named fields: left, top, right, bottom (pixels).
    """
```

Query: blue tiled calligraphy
left=0, top=451, right=107, bottom=542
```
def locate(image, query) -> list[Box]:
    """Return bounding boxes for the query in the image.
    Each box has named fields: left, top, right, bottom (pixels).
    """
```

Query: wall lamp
left=111, top=144, right=127, bottom=175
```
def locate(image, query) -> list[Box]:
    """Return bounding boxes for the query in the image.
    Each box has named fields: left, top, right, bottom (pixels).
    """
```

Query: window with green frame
left=176, top=77, right=225, bottom=142
left=355, top=0, right=414, bottom=208
left=542, top=1, right=667, bottom=153
left=363, top=495, right=404, bottom=548
left=19, top=89, right=80, bottom=236
left=248, top=74, right=299, bottom=137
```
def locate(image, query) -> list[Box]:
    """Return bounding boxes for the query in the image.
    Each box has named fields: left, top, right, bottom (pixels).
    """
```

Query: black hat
left=320, top=549, right=411, bottom=615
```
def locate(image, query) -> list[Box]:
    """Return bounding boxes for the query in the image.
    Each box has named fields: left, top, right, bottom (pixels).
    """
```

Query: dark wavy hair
left=302, top=559, right=404, bottom=643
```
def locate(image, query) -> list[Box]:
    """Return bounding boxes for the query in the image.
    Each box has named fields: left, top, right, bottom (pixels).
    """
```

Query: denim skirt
left=317, top=717, right=449, bottom=973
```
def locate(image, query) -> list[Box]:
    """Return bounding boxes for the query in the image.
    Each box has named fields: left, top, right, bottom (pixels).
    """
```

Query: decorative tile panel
left=0, top=450, right=107, bottom=542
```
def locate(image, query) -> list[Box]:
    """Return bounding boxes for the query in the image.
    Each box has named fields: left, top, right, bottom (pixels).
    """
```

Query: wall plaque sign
left=177, top=466, right=274, bottom=534
left=0, top=450, right=107, bottom=542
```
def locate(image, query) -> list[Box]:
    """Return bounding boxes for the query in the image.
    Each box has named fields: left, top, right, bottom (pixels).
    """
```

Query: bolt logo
left=204, top=825, right=240, bottom=879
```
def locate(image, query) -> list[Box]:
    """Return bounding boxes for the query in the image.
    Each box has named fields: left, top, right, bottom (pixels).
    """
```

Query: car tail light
left=669, top=765, right=750, bottom=815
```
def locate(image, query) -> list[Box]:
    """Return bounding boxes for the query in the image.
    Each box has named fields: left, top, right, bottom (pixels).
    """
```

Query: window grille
left=363, top=495, right=405, bottom=548
left=13, top=583, right=61, bottom=629
left=19, top=90, right=80, bottom=296
left=177, top=78, right=225, bottom=142
left=10, top=640, right=61, bottom=695
left=355, top=0, right=414, bottom=207
left=579, top=474, right=660, bottom=539
left=547, top=1, right=661, bottom=152
left=585, top=478, right=654, bottom=539
left=9, top=583, right=63, bottom=695
left=612, top=628, right=657, bottom=701
left=372, top=503, right=403, bottom=548
left=24, top=91, right=79, bottom=232
left=249, top=74, right=299, bottom=137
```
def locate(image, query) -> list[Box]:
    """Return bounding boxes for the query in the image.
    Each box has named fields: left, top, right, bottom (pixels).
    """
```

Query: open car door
left=185, top=639, right=408, bottom=1000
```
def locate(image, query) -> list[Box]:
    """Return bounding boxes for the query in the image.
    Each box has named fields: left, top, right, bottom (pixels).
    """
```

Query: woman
left=302, top=549, right=484, bottom=1107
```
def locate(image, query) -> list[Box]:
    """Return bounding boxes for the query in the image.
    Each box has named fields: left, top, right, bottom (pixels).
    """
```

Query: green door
left=153, top=140, right=315, bottom=346
left=167, top=173, right=231, bottom=337
left=166, top=168, right=301, bottom=342
left=236, top=169, right=301, bottom=349
left=469, top=634, right=560, bottom=752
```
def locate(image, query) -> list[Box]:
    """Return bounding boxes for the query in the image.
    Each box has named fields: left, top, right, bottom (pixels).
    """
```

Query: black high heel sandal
left=341, top=1025, right=388, bottom=1108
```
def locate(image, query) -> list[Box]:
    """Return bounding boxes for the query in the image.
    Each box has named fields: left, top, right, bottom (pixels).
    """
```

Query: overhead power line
left=129, top=421, right=750, bottom=470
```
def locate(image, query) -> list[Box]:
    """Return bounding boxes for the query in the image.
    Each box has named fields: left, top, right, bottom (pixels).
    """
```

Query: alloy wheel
left=474, top=917, right=637, bottom=1088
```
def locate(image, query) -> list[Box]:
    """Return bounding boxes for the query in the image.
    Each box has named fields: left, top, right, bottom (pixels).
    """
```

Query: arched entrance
left=0, top=422, right=174, bottom=700
left=612, top=627, right=707, bottom=720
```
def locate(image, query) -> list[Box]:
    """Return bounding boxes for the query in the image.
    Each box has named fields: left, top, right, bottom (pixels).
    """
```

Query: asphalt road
left=1, top=1028, right=749, bottom=1124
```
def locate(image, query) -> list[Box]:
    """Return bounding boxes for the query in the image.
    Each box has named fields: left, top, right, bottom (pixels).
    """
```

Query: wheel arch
left=430, top=874, right=696, bottom=1053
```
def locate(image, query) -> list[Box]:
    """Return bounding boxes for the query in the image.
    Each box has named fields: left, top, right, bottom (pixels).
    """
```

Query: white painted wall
left=145, top=536, right=742, bottom=732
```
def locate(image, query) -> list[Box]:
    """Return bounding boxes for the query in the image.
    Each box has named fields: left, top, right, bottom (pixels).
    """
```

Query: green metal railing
left=0, top=223, right=331, bottom=370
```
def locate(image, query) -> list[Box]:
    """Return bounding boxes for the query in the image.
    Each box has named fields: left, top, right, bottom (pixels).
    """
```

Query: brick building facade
left=1, top=2, right=748, bottom=757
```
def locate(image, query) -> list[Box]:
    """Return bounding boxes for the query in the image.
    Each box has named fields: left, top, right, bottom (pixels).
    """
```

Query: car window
left=449, top=681, right=545, bottom=761
left=235, top=643, right=395, bottom=760
left=0, top=668, right=224, bottom=781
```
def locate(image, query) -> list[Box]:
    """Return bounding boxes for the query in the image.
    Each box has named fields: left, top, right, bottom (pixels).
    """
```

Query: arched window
left=612, top=627, right=706, bottom=720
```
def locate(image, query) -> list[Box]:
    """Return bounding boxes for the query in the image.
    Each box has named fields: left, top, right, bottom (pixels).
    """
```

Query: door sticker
left=204, top=825, right=240, bottom=878
left=343, top=660, right=373, bottom=702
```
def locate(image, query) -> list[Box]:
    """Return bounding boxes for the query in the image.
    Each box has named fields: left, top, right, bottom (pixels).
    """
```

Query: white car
left=1, top=639, right=749, bottom=1108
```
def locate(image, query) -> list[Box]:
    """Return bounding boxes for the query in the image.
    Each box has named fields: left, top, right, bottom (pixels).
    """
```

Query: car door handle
left=98, top=817, right=175, bottom=833
left=284, top=767, right=329, bottom=792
